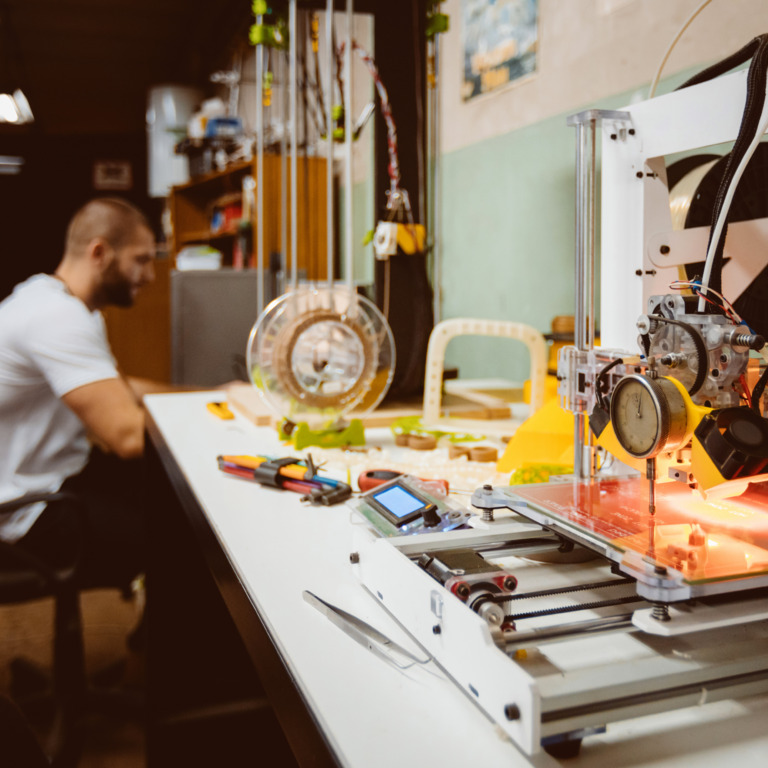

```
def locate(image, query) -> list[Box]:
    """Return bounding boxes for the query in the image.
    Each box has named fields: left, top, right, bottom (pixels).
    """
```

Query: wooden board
left=224, top=382, right=512, bottom=429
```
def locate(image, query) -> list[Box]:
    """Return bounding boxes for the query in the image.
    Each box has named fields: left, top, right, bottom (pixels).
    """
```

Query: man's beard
left=98, top=259, right=134, bottom=308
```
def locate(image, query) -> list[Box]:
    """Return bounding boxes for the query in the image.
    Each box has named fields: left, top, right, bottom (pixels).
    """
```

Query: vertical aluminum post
left=255, top=20, right=265, bottom=314
left=325, top=0, right=335, bottom=292
left=289, top=0, right=298, bottom=288
left=280, top=50, right=288, bottom=296
left=570, top=112, right=598, bottom=482
left=344, top=0, right=354, bottom=294
left=430, top=34, right=442, bottom=323
left=566, top=108, right=628, bottom=481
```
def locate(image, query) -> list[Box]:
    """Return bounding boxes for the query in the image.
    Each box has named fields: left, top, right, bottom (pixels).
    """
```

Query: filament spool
left=247, top=287, right=395, bottom=427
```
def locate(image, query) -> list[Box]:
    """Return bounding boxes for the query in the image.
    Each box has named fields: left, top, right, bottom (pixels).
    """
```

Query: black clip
left=301, top=484, right=353, bottom=506
left=253, top=457, right=301, bottom=488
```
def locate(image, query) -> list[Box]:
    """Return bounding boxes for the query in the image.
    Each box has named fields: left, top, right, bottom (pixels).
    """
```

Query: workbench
left=143, top=391, right=768, bottom=767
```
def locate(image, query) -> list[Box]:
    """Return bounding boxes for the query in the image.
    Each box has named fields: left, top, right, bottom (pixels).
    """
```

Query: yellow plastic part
left=522, top=374, right=559, bottom=404
left=396, top=223, right=425, bottom=255
left=206, top=401, right=235, bottom=420
left=497, top=400, right=576, bottom=473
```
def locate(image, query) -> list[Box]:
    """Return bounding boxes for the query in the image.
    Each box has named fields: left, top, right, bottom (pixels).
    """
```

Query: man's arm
left=62, top=378, right=145, bottom=459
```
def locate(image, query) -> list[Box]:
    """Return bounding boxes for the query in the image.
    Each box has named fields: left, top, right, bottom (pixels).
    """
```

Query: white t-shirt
left=0, top=274, right=119, bottom=541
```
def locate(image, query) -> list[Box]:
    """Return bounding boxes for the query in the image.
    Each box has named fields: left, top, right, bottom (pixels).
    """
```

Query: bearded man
left=0, top=197, right=159, bottom=588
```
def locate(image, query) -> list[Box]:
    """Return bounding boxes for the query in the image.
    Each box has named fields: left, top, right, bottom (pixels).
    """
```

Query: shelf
left=179, top=228, right=242, bottom=246
left=172, top=160, right=252, bottom=194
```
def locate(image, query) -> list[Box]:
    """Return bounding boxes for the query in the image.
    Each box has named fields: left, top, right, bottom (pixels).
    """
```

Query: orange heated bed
left=511, top=478, right=768, bottom=583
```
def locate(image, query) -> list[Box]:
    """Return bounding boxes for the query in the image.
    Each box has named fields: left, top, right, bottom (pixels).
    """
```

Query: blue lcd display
left=371, top=485, right=425, bottom=520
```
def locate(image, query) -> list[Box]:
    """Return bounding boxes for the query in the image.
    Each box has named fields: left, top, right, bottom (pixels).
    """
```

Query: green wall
left=439, top=66, right=710, bottom=382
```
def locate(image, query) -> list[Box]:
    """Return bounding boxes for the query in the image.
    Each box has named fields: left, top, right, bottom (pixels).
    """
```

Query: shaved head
left=65, top=198, right=152, bottom=257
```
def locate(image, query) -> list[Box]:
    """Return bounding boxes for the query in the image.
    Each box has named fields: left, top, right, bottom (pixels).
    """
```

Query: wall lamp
left=0, top=87, right=33, bottom=124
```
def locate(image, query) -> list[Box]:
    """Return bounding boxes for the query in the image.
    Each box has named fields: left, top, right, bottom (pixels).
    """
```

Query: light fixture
left=0, top=87, right=33, bottom=124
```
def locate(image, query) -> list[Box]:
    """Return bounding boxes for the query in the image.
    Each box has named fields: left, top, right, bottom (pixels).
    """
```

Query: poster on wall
left=461, top=0, right=539, bottom=101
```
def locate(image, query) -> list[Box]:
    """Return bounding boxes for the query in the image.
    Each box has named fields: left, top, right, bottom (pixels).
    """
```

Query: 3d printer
left=351, top=42, right=768, bottom=758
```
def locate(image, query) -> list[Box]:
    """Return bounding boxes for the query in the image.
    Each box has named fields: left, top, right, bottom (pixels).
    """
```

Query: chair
left=0, top=491, right=89, bottom=767
left=0, top=694, right=52, bottom=768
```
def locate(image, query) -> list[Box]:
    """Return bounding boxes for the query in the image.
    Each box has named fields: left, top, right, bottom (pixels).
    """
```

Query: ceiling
left=0, top=0, right=253, bottom=136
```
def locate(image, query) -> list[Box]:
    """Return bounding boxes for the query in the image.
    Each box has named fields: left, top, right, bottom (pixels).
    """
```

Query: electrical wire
left=698, top=92, right=768, bottom=312
left=648, top=0, right=713, bottom=99
left=669, top=280, right=745, bottom=324
left=596, top=358, right=624, bottom=411
left=739, top=373, right=753, bottom=408
left=337, top=40, right=403, bottom=211
left=751, top=363, right=768, bottom=414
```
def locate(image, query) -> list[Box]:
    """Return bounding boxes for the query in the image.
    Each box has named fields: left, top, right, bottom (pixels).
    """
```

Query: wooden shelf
left=169, top=154, right=328, bottom=278
left=180, top=229, right=240, bottom=246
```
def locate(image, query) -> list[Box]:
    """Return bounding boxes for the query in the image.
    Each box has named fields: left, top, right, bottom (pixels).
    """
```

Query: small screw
left=502, top=576, right=518, bottom=591
left=628, top=128, right=636, bottom=135
left=636, top=171, right=643, bottom=178
left=635, top=269, right=643, bottom=276
left=432, top=624, right=441, bottom=635
left=349, top=552, right=360, bottom=564
left=610, top=133, right=617, bottom=140
left=504, top=704, right=521, bottom=721
left=659, top=244, right=670, bottom=254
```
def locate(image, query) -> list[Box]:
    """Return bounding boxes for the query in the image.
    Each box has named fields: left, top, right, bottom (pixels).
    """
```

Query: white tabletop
left=145, top=391, right=768, bottom=767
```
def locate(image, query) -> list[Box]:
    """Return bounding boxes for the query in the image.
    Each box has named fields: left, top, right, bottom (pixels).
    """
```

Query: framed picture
left=461, top=0, right=539, bottom=101
left=93, top=160, right=133, bottom=190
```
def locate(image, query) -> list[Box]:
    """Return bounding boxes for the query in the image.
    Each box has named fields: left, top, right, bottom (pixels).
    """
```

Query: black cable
left=596, top=358, right=624, bottom=410
left=751, top=364, right=768, bottom=414
left=677, top=35, right=768, bottom=301
left=676, top=35, right=764, bottom=91
left=650, top=315, right=708, bottom=396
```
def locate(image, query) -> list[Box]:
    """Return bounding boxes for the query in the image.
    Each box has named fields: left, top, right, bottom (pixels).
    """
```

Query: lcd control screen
left=369, top=483, right=430, bottom=527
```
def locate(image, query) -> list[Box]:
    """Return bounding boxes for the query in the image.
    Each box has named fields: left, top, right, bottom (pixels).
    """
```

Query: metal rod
left=344, top=0, right=354, bottom=294
left=573, top=117, right=598, bottom=481
left=255, top=22, right=265, bottom=314
left=503, top=614, right=634, bottom=651
left=431, top=35, right=442, bottom=323
left=289, top=0, right=298, bottom=289
left=325, top=0, right=334, bottom=292
left=280, top=49, right=288, bottom=297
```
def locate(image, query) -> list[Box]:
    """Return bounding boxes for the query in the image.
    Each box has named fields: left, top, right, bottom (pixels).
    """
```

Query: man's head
left=62, top=198, right=156, bottom=309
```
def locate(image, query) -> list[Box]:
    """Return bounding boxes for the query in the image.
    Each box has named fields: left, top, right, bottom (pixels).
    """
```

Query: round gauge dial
left=609, top=375, right=688, bottom=459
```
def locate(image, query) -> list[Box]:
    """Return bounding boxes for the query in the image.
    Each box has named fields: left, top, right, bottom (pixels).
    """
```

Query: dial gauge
left=609, top=375, right=688, bottom=459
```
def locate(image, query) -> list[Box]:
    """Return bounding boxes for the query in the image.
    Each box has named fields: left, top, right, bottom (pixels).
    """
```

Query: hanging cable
left=687, top=36, right=768, bottom=312
left=337, top=40, right=405, bottom=216
left=648, top=0, right=713, bottom=99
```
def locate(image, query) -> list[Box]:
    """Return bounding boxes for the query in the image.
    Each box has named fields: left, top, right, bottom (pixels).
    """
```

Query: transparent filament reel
left=246, top=287, right=395, bottom=427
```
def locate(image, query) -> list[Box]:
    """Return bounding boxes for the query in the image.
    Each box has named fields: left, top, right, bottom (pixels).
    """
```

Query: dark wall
left=0, top=131, right=162, bottom=301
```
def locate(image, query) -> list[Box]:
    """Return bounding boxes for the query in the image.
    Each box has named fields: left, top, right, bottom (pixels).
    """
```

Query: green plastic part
left=252, top=0, right=268, bottom=16
left=389, top=415, right=483, bottom=443
left=426, top=12, right=449, bottom=39
left=290, top=419, right=366, bottom=450
left=510, top=463, right=573, bottom=485
left=250, top=24, right=275, bottom=46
